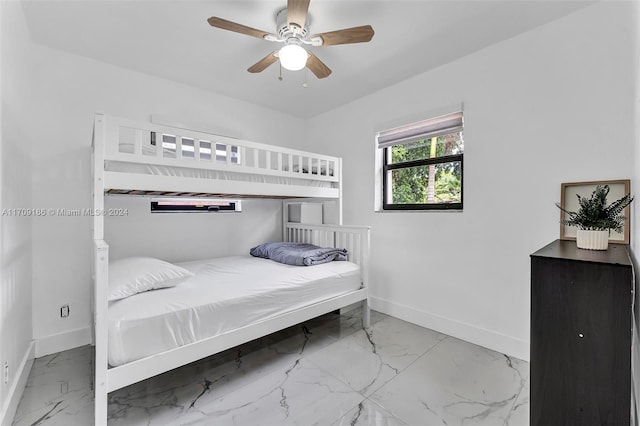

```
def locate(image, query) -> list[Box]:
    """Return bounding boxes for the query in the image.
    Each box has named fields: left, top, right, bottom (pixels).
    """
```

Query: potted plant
left=557, top=184, right=634, bottom=250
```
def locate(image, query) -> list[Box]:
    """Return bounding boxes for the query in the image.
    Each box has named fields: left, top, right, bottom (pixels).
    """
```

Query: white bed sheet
left=105, top=161, right=337, bottom=189
left=108, top=256, right=361, bottom=366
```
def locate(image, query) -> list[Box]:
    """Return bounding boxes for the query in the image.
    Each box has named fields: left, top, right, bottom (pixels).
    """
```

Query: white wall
left=632, top=2, right=640, bottom=420
left=104, top=197, right=283, bottom=263
left=305, top=2, right=637, bottom=361
left=0, top=2, right=35, bottom=424
left=11, top=8, right=307, bottom=356
left=634, top=0, right=640, bottom=256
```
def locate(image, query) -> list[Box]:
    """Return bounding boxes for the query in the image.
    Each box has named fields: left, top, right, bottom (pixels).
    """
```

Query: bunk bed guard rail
left=285, top=222, right=371, bottom=276
left=92, top=113, right=341, bottom=199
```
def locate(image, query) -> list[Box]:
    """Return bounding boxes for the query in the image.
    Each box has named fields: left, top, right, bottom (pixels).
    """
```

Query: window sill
left=374, top=208, right=464, bottom=213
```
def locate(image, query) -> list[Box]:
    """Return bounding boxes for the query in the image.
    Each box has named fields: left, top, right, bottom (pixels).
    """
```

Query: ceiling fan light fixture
left=208, top=0, right=374, bottom=79
left=279, top=44, right=308, bottom=71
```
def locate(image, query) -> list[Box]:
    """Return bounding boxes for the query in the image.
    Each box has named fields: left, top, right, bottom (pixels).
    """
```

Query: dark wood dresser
left=530, top=239, right=633, bottom=426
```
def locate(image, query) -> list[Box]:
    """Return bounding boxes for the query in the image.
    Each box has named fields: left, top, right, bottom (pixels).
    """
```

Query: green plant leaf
left=556, top=185, right=634, bottom=231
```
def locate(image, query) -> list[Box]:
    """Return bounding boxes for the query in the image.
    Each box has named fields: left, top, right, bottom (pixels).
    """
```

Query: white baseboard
left=370, top=296, right=529, bottom=361
left=35, top=326, right=92, bottom=358
left=1, top=341, right=35, bottom=426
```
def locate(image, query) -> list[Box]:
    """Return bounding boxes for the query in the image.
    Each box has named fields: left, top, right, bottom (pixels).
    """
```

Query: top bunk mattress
left=108, top=255, right=361, bottom=367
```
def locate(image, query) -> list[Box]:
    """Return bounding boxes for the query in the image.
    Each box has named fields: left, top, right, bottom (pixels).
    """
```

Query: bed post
left=361, top=226, right=371, bottom=328
left=363, top=301, right=371, bottom=328
left=93, top=241, right=109, bottom=425
left=282, top=200, right=290, bottom=241
left=92, top=113, right=109, bottom=425
left=92, top=113, right=105, bottom=241
left=337, top=158, right=343, bottom=225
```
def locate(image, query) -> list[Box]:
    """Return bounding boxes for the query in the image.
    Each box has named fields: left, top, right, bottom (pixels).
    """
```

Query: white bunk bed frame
left=91, top=113, right=370, bottom=425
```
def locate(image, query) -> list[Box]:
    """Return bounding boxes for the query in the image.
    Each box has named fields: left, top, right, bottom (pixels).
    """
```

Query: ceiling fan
left=207, top=0, right=374, bottom=79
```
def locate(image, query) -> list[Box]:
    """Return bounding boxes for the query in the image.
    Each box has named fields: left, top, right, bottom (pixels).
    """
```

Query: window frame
left=382, top=148, right=463, bottom=211
left=378, top=111, right=464, bottom=211
left=150, top=198, right=242, bottom=214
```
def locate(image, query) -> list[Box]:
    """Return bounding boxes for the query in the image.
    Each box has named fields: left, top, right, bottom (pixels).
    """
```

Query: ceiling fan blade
left=306, top=52, right=332, bottom=79
left=287, top=0, right=310, bottom=29
left=247, top=51, right=279, bottom=73
left=208, top=17, right=274, bottom=40
left=312, top=25, right=374, bottom=46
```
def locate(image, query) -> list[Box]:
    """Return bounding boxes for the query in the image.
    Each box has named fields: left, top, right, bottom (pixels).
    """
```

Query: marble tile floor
left=13, top=309, right=529, bottom=426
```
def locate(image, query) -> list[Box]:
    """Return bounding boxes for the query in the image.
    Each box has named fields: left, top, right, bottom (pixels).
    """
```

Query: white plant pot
left=576, top=229, right=609, bottom=250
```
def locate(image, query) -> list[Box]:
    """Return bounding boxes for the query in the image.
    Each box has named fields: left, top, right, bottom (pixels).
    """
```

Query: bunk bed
left=91, top=113, right=371, bottom=425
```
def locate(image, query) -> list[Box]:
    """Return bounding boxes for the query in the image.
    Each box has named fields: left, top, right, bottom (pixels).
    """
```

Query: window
left=150, top=198, right=242, bottom=213
left=377, top=111, right=464, bottom=210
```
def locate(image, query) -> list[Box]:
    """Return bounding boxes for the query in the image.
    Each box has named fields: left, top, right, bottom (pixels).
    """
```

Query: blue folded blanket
left=250, top=242, right=348, bottom=266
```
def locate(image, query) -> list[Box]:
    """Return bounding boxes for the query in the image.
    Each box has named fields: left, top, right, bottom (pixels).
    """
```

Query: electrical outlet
left=3, top=362, right=8, bottom=384
left=60, top=304, right=70, bottom=318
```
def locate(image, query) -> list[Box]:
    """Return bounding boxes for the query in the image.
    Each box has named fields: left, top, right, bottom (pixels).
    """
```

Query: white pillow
left=108, top=257, right=194, bottom=301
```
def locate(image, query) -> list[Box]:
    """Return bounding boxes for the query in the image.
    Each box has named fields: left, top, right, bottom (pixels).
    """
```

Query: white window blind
left=376, top=111, right=463, bottom=149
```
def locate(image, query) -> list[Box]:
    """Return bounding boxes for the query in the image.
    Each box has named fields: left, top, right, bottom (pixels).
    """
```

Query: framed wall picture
left=559, top=179, right=631, bottom=244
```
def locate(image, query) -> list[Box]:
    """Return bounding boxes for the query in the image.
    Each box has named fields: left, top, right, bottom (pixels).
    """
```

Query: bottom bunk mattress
left=108, top=255, right=361, bottom=366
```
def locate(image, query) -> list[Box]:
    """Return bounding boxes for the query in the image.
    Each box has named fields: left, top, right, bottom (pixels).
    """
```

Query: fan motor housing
left=275, top=7, right=309, bottom=40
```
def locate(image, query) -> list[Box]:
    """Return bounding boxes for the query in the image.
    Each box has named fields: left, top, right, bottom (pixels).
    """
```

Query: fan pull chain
left=278, top=63, right=283, bottom=81
left=302, top=68, right=309, bottom=88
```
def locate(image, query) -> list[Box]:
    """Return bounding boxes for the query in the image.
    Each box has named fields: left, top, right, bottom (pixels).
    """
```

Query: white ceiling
left=21, top=0, right=593, bottom=118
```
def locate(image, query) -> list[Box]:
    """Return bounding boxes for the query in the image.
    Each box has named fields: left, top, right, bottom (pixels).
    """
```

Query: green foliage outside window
left=389, top=133, right=463, bottom=205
